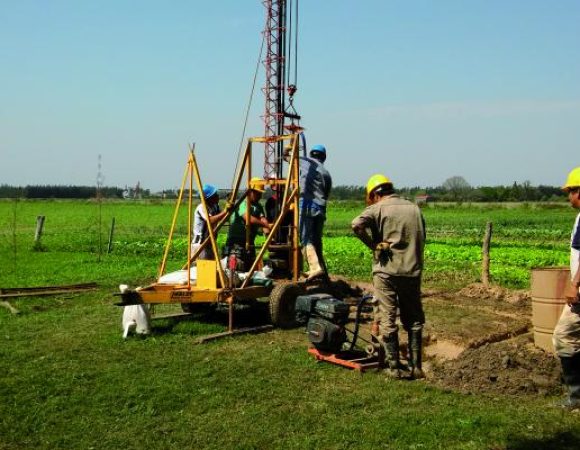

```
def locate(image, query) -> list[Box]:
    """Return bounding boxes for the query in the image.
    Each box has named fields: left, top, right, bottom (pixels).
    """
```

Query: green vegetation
left=325, top=201, right=572, bottom=288
left=1, top=199, right=579, bottom=449
left=1, top=199, right=573, bottom=289
left=2, top=301, right=580, bottom=450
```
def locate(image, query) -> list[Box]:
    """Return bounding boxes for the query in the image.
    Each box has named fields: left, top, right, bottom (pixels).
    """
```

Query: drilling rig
left=118, top=0, right=314, bottom=331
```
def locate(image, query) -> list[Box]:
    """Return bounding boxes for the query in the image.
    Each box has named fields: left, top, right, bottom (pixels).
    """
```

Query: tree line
left=0, top=184, right=124, bottom=199
left=330, top=178, right=566, bottom=202
left=0, top=179, right=567, bottom=202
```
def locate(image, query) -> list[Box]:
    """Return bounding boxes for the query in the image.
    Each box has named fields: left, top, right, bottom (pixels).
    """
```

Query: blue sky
left=1, top=0, right=579, bottom=191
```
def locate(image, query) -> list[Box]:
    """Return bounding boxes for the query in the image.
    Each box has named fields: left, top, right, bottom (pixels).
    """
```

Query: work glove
left=374, top=242, right=391, bottom=262
left=224, top=201, right=234, bottom=212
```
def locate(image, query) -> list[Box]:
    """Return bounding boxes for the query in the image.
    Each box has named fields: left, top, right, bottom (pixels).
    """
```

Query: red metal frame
left=308, top=348, right=383, bottom=372
left=262, top=0, right=286, bottom=179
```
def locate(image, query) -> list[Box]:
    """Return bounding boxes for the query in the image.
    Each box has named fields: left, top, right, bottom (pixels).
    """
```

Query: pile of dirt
left=326, top=276, right=368, bottom=299
left=457, top=283, right=531, bottom=306
left=429, top=333, right=562, bottom=397
left=322, top=278, right=560, bottom=398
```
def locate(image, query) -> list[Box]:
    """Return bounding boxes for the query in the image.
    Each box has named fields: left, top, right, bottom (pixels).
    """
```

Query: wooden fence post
left=107, top=217, right=116, bottom=254
left=34, top=215, right=45, bottom=247
left=482, top=221, right=493, bottom=287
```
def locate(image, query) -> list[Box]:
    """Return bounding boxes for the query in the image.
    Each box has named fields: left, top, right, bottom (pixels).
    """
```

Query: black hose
left=348, top=294, right=374, bottom=351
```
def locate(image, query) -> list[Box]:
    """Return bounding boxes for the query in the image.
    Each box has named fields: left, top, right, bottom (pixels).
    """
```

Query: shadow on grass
left=148, top=277, right=366, bottom=339
left=506, top=430, right=580, bottom=450
left=151, top=301, right=272, bottom=337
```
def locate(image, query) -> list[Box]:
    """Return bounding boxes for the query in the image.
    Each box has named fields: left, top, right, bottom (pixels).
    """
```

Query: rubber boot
left=383, top=333, right=402, bottom=379
left=316, top=247, right=330, bottom=283
left=560, top=354, right=580, bottom=410
left=408, top=329, right=425, bottom=380
left=304, top=244, right=324, bottom=281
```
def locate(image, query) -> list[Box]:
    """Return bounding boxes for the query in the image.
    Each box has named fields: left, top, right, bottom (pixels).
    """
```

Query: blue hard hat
left=202, top=184, right=218, bottom=199
left=311, top=144, right=326, bottom=154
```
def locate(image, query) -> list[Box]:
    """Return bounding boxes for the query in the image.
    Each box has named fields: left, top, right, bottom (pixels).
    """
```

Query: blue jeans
left=300, top=214, right=326, bottom=271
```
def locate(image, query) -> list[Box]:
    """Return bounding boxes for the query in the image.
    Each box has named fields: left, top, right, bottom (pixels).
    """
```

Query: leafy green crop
left=0, top=199, right=575, bottom=290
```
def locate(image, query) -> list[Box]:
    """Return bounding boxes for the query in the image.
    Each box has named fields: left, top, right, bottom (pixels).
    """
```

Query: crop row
left=0, top=200, right=576, bottom=289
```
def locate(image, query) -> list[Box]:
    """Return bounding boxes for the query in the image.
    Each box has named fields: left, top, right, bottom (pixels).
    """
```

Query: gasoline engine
left=295, top=293, right=377, bottom=357
left=295, top=294, right=350, bottom=353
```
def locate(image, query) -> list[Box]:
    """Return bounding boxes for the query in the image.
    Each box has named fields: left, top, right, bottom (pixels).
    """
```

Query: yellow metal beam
left=189, top=146, right=226, bottom=289
left=159, top=158, right=190, bottom=278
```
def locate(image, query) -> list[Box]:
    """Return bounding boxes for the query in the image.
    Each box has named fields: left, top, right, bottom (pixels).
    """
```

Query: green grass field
left=1, top=199, right=580, bottom=449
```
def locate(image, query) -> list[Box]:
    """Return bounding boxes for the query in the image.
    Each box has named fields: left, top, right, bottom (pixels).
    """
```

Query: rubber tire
left=269, top=282, right=304, bottom=329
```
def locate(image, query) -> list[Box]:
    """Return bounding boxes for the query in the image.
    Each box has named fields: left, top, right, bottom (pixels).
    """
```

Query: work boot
left=383, top=333, right=402, bottom=379
left=560, top=354, right=580, bottom=410
left=303, top=244, right=325, bottom=281
left=408, top=329, right=425, bottom=380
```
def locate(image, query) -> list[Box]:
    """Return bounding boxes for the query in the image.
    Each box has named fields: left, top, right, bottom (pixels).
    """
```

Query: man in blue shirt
left=191, top=184, right=229, bottom=260
left=299, top=144, right=332, bottom=280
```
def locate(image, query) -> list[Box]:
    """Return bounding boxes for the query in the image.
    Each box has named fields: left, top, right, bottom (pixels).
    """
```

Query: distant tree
left=0, top=184, right=24, bottom=198
left=330, top=185, right=366, bottom=201
left=537, top=185, right=566, bottom=202
left=441, top=176, right=471, bottom=201
left=510, top=182, right=522, bottom=202
left=22, top=185, right=123, bottom=199
left=521, top=180, right=534, bottom=201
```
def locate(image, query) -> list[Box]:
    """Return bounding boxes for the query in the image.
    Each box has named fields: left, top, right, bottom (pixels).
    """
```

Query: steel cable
left=230, top=26, right=266, bottom=191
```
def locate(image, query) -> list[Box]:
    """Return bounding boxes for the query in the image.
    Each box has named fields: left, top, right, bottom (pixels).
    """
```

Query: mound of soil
left=429, top=333, right=562, bottom=397
left=457, top=283, right=531, bottom=306
left=325, top=277, right=561, bottom=398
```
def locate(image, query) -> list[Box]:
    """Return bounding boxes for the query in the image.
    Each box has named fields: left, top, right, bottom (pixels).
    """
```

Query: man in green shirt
left=225, top=177, right=271, bottom=268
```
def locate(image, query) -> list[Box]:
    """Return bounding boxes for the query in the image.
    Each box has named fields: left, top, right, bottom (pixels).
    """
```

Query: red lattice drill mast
left=262, top=0, right=288, bottom=180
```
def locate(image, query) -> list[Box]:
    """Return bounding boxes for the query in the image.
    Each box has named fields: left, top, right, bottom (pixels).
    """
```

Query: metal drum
left=531, top=267, right=569, bottom=353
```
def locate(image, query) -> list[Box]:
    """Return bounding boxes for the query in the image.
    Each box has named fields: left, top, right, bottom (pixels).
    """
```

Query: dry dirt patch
left=428, top=333, right=561, bottom=396
left=335, top=279, right=562, bottom=397
left=423, top=284, right=561, bottom=396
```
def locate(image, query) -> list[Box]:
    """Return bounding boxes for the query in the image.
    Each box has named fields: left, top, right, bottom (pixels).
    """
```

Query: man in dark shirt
left=225, top=177, right=271, bottom=269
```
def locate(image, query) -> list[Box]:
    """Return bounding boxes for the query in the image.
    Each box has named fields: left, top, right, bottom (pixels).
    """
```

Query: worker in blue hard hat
left=299, top=144, right=332, bottom=280
left=191, top=184, right=230, bottom=260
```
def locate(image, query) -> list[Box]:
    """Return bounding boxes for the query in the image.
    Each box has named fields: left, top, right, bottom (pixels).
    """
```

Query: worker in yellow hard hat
left=562, top=167, right=580, bottom=192
left=352, top=174, right=426, bottom=380
left=365, top=174, right=392, bottom=204
left=225, top=177, right=271, bottom=269
left=553, top=167, right=580, bottom=410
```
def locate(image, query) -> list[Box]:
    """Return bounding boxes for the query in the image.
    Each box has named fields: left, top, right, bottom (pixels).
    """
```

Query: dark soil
left=429, top=333, right=562, bottom=397
left=336, top=279, right=564, bottom=397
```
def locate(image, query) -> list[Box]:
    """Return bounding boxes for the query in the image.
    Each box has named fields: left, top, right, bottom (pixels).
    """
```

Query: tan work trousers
left=553, top=305, right=580, bottom=358
left=373, top=274, right=424, bottom=337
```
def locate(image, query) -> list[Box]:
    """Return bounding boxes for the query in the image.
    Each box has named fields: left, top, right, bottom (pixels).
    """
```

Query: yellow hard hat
left=249, top=177, right=266, bottom=193
left=366, top=174, right=392, bottom=198
left=563, top=167, right=580, bottom=191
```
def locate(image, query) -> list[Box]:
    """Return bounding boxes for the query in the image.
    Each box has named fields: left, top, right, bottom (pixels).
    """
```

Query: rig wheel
left=269, top=282, right=304, bottom=329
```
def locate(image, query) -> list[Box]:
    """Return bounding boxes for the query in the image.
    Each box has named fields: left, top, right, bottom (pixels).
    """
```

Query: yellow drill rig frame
left=118, top=132, right=303, bottom=331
